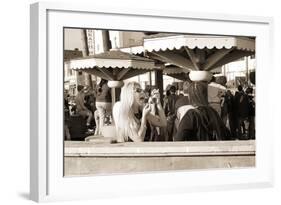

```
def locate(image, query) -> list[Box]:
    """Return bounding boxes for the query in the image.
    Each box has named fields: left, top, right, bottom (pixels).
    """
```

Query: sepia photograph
left=63, top=28, right=256, bottom=176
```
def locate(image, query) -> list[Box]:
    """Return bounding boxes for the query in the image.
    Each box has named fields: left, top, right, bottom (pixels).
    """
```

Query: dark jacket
left=174, top=106, right=231, bottom=141
left=234, top=91, right=250, bottom=118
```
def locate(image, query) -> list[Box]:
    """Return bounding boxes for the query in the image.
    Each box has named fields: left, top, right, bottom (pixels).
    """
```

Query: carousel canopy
left=143, top=34, right=255, bottom=52
left=68, top=50, right=154, bottom=70
left=66, top=50, right=156, bottom=81
left=121, top=34, right=255, bottom=54
left=121, top=34, right=255, bottom=72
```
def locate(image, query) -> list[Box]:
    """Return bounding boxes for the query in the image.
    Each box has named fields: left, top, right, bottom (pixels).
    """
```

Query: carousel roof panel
left=92, top=50, right=153, bottom=62
left=144, top=35, right=255, bottom=52
left=120, top=35, right=255, bottom=54
left=67, top=50, right=155, bottom=70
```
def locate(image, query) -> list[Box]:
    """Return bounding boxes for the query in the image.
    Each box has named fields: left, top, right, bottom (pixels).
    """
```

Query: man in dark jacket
left=234, top=85, right=250, bottom=139
left=163, top=85, right=179, bottom=141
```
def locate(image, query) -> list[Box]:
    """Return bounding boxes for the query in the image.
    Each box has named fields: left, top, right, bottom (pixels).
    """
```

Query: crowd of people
left=112, top=79, right=255, bottom=142
left=64, top=79, right=112, bottom=140
left=64, top=78, right=255, bottom=142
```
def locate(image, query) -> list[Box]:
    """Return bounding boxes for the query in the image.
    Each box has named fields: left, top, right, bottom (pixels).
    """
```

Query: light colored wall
left=64, top=28, right=85, bottom=53
left=94, top=30, right=104, bottom=54
left=109, top=31, right=121, bottom=49
left=223, top=57, right=256, bottom=81
left=121, top=31, right=146, bottom=47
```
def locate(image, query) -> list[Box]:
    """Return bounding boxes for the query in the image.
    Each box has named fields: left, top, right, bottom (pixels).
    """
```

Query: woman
left=95, top=79, right=112, bottom=136
left=174, top=82, right=230, bottom=141
left=113, top=82, right=167, bottom=142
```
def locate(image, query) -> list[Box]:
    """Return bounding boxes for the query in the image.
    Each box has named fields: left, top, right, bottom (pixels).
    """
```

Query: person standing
left=175, top=81, right=190, bottom=112
left=234, top=85, right=250, bottom=139
left=64, top=90, right=71, bottom=140
left=208, top=79, right=226, bottom=117
left=223, top=90, right=236, bottom=139
left=163, top=85, right=179, bottom=141
left=95, top=79, right=112, bottom=136
left=246, top=87, right=255, bottom=139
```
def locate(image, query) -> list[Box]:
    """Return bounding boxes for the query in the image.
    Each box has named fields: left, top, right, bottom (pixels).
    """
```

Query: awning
left=143, top=35, right=255, bottom=52
left=66, top=50, right=156, bottom=81
left=121, top=34, right=255, bottom=72
left=121, top=35, right=255, bottom=54
left=68, top=50, right=154, bottom=70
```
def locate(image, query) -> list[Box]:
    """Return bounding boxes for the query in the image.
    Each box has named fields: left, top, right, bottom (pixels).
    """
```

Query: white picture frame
left=30, top=2, right=274, bottom=202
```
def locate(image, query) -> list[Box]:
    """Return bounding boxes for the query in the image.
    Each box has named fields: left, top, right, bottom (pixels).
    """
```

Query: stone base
left=64, top=140, right=255, bottom=176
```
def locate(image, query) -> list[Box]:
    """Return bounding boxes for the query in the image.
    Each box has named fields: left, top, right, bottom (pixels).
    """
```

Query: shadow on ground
left=18, top=192, right=30, bottom=200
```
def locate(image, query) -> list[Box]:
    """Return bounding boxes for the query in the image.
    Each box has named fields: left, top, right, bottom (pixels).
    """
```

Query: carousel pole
left=101, top=30, right=116, bottom=105
left=101, top=31, right=124, bottom=105
left=186, top=48, right=211, bottom=104
left=155, top=66, right=164, bottom=105
left=189, top=70, right=212, bottom=102
left=148, top=71, right=152, bottom=86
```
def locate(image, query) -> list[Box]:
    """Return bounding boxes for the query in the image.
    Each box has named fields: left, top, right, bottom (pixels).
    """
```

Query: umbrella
left=66, top=50, right=156, bottom=81
left=121, top=34, right=255, bottom=73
